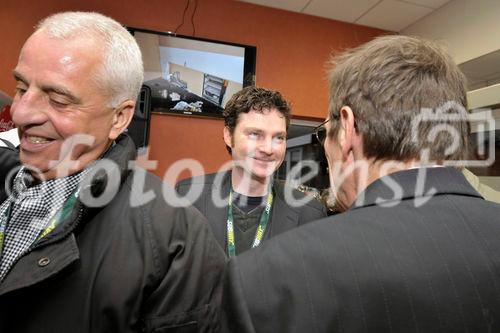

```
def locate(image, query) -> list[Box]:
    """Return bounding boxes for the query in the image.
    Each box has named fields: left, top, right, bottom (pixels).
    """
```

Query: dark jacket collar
left=35, top=134, right=137, bottom=246
left=79, top=133, right=136, bottom=202
left=351, top=167, right=482, bottom=210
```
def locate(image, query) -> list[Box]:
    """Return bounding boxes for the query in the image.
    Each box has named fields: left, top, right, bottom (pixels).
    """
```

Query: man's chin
left=249, top=169, right=275, bottom=182
left=19, top=154, right=47, bottom=173
left=19, top=158, right=69, bottom=181
left=252, top=161, right=276, bottom=174
left=18, top=163, right=51, bottom=181
left=236, top=167, right=271, bottom=181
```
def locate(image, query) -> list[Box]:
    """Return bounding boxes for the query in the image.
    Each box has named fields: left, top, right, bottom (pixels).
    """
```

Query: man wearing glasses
left=176, top=86, right=326, bottom=257
left=221, top=36, right=500, bottom=332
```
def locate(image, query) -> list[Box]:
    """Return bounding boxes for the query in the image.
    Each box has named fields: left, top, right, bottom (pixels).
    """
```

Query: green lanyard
left=0, top=189, right=80, bottom=256
left=226, top=187, right=273, bottom=257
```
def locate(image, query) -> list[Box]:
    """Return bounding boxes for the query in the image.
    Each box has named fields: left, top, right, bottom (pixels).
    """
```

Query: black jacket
left=0, top=145, right=18, bottom=203
left=222, top=168, right=500, bottom=332
left=0, top=134, right=226, bottom=332
left=176, top=171, right=327, bottom=255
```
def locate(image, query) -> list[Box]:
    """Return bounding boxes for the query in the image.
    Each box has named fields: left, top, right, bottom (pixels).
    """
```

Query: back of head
left=35, top=11, right=144, bottom=108
left=328, top=35, right=469, bottom=163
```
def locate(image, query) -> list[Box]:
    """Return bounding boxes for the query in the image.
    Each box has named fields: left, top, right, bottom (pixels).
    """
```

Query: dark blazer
left=176, top=171, right=327, bottom=253
left=222, top=167, right=500, bottom=332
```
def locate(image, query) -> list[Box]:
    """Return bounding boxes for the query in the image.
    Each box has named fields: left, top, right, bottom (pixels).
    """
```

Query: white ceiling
left=238, top=0, right=452, bottom=32
left=238, top=0, right=500, bottom=93
left=238, top=0, right=500, bottom=91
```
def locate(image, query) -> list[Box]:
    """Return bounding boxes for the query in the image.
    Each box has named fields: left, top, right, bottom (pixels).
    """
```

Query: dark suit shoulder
left=175, top=173, right=223, bottom=198
left=175, top=172, right=227, bottom=189
left=176, top=173, right=211, bottom=187
left=228, top=195, right=500, bottom=332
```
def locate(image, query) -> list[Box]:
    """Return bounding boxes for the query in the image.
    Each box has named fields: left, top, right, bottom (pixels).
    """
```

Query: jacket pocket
left=142, top=304, right=217, bottom=333
left=150, top=320, right=197, bottom=333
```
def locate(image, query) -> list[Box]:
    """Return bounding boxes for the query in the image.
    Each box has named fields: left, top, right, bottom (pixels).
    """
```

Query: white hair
left=36, top=11, right=144, bottom=108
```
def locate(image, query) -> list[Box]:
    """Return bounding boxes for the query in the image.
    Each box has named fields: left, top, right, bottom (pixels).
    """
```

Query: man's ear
left=223, top=126, right=233, bottom=148
left=339, top=106, right=358, bottom=159
left=109, top=100, right=135, bottom=140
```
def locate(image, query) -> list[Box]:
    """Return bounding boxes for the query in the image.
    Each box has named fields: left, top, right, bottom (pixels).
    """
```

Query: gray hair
left=36, top=11, right=144, bottom=108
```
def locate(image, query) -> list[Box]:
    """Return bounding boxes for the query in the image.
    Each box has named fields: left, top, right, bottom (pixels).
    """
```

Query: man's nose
left=258, top=137, right=273, bottom=155
left=11, top=89, right=48, bottom=127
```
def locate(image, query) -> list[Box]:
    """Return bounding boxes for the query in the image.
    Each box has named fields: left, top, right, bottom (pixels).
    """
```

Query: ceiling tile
left=356, top=0, right=433, bottom=31
left=302, top=0, right=381, bottom=23
left=400, top=0, right=452, bottom=9
left=237, top=0, right=310, bottom=13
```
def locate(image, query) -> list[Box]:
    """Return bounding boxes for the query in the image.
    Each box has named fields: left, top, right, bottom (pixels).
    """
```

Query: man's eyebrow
left=244, top=128, right=286, bottom=137
left=13, top=70, right=81, bottom=104
left=13, top=71, right=27, bottom=84
left=244, top=127, right=264, bottom=133
left=41, top=85, right=81, bottom=104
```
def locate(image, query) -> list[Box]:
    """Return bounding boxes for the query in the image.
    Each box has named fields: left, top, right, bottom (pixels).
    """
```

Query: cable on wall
left=191, top=0, right=198, bottom=36
left=173, top=0, right=198, bottom=37
left=174, top=0, right=190, bottom=35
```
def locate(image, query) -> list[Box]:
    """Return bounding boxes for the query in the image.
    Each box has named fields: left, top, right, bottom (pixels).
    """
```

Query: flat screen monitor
left=128, top=27, right=257, bottom=118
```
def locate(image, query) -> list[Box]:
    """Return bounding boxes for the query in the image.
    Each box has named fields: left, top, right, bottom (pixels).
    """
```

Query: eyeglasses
left=313, top=119, right=330, bottom=146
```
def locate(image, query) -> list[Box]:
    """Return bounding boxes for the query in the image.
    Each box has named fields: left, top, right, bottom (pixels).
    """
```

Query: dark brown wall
left=0, top=0, right=388, bottom=182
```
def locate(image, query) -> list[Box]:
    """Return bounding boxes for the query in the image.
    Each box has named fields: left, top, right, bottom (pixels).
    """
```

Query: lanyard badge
left=226, top=186, right=273, bottom=257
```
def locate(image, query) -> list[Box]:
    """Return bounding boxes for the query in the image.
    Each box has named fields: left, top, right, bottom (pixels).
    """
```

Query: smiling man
left=12, top=27, right=129, bottom=180
left=0, top=11, right=225, bottom=332
left=176, top=86, right=326, bottom=256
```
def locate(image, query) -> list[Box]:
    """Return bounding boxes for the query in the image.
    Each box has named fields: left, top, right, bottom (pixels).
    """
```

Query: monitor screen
left=129, top=27, right=256, bottom=118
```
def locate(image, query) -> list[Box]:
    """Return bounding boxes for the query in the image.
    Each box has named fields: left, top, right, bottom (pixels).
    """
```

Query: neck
left=338, top=158, right=421, bottom=211
left=355, top=158, right=423, bottom=199
left=231, top=167, right=270, bottom=197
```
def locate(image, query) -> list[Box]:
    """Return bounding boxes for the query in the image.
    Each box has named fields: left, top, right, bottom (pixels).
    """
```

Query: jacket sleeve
left=220, top=258, right=256, bottom=333
left=140, top=201, right=227, bottom=332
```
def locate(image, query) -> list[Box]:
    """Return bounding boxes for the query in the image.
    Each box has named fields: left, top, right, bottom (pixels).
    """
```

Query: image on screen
left=133, top=30, right=251, bottom=117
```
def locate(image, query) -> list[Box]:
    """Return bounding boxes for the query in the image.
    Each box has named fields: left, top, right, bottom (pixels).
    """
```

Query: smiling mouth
left=20, top=133, right=56, bottom=151
left=253, top=158, right=276, bottom=166
left=26, top=135, right=53, bottom=144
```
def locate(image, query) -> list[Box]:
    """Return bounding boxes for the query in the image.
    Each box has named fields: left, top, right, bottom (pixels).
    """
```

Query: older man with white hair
left=0, top=11, right=225, bottom=332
